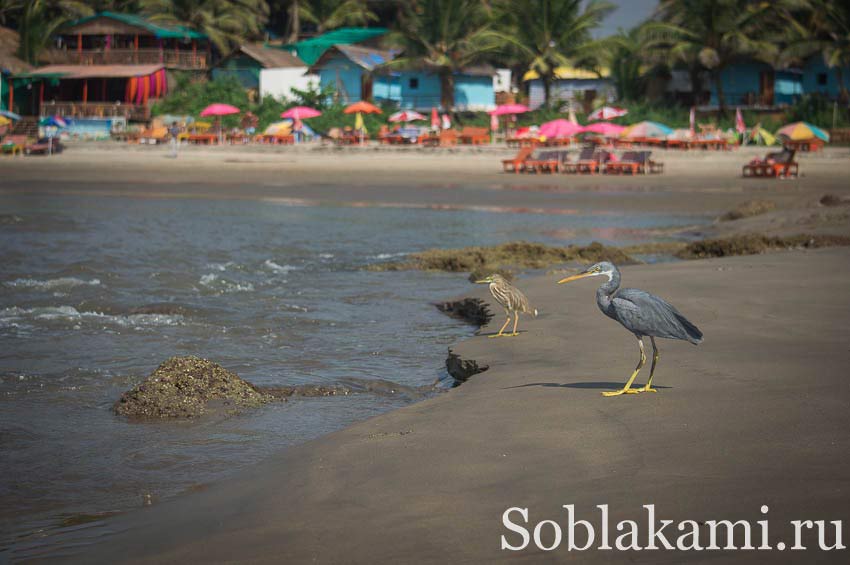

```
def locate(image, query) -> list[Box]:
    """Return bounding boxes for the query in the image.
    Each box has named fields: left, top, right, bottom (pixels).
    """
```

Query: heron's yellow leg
left=602, top=337, right=646, bottom=397
left=637, top=337, right=660, bottom=392
left=510, top=312, right=520, bottom=336
left=488, top=313, right=511, bottom=338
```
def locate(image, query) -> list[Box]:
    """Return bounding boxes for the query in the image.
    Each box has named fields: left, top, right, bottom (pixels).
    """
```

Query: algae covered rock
left=114, top=356, right=273, bottom=419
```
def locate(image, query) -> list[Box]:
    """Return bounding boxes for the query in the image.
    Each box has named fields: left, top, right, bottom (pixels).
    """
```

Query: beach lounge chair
left=1, top=135, right=28, bottom=156
left=562, top=147, right=609, bottom=174
left=606, top=151, right=664, bottom=174
left=742, top=148, right=798, bottom=178
left=502, top=146, right=535, bottom=173
left=460, top=126, right=490, bottom=145
left=25, top=137, right=64, bottom=155
left=525, top=150, right=568, bottom=173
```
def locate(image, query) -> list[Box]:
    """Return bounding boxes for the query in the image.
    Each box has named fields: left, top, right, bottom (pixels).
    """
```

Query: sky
left=592, top=0, right=659, bottom=38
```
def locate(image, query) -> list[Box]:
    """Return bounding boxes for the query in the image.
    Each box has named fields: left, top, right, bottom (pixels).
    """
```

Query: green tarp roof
left=280, top=27, right=387, bottom=65
left=63, top=11, right=206, bottom=40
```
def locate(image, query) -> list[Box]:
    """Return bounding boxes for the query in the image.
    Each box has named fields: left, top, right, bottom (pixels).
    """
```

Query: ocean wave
left=264, top=260, right=301, bottom=274
left=0, top=306, right=185, bottom=328
left=205, top=261, right=236, bottom=272
left=372, top=252, right=409, bottom=260
left=198, top=273, right=255, bottom=293
left=4, top=277, right=102, bottom=290
left=318, top=253, right=335, bottom=259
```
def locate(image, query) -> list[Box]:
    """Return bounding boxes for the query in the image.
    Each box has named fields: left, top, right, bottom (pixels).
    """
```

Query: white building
left=213, top=43, right=318, bottom=101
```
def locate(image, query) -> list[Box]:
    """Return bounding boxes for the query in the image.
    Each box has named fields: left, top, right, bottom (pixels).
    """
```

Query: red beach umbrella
left=199, top=104, right=240, bottom=145
left=281, top=106, right=322, bottom=119
left=489, top=103, right=529, bottom=116
left=344, top=101, right=382, bottom=114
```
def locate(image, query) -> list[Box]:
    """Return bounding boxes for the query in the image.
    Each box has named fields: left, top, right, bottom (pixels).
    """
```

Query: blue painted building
left=708, top=61, right=802, bottom=107
left=308, top=44, right=496, bottom=111
left=800, top=57, right=850, bottom=100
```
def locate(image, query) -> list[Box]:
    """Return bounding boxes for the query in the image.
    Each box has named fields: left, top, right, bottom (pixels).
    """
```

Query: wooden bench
left=460, top=126, right=489, bottom=145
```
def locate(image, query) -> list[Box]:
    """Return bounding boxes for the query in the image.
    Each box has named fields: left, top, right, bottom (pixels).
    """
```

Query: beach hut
left=213, top=43, right=317, bottom=101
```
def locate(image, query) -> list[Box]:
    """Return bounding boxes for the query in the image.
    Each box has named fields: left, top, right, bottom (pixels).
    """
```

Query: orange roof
left=21, top=64, right=163, bottom=79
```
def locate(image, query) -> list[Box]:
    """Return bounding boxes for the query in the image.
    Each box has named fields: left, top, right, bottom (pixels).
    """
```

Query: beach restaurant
left=9, top=64, right=166, bottom=121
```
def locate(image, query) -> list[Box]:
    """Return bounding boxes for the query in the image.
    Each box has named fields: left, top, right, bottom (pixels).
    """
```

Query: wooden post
left=134, top=34, right=139, bottom=64
left=78, top=32, right=82, bottom=64
left=192, top=40, right=197, bottom=68
left=83, top=79, right=88, bottom=104
left=8, top=79, right=12, bottom=112
left=39, top=81, right=44, bottom=109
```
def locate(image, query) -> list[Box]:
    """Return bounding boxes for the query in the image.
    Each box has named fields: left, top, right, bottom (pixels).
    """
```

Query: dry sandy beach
left=4, top=145, right=850, bottom=563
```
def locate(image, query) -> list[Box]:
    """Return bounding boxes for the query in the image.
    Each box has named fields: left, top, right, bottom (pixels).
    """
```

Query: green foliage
left=493, top=0, right=614, bottom=108
left=15, top=0, right=92, bottom=64
left=299, top=0, right=376, bottom=34
left=785, top=94, right=850, bottom=128
left=152, top=75, right=249, bottom=128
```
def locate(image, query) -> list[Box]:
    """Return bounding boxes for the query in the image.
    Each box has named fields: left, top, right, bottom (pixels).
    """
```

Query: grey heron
left=475, top=274, right=538, bottom=338
left=558, top=262, right=702, bottom=396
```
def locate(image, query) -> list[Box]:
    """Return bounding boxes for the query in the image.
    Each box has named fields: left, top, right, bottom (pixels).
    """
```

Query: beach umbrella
left=344, top=101, right=382, bottom=114
left=667, top=128, right=695, bottom=141
left=583, top=122, right=625, bottom=136
left=281, top=106, right=322, bottom=119
left=39, top=115, right=68, bottom=128
left=489, top=103, right=529, bottom=116
left=199, top=103, right=240, bottom=145
left=735, top=108, right=746, bottom=135
left=264, top=120, right=292, bottom=136
left=431, top=107, right=439, bottom=129
left=0, top=116, right=9, bottom=127
left=621, top=121, right=673, bottom=139
left=388, top=110, right=426, bottom=122
left=750, top=126, right=776, bottom=146
left=588, top=106, right=628, bottom=121
left=539, top=119, right=584, bottom=139
left=776, top=121, right=830, bottom=142
left=0, top=109, right=22, bottom=120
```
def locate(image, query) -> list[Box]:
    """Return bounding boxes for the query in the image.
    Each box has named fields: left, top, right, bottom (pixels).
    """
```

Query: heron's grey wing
left=613, top=288, right=702, bottom=343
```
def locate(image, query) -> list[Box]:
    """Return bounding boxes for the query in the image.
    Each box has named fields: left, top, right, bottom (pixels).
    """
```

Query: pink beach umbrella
left=588, top=106, right=628, bottom=121
left=388, top=110, right=426, bottom=123
left=200, top=103, right=240, bottom=145
left=539, top=119, right=584, bottom=140
left=583, top=122, right=625, bottom=136
left=489, top=103, right=529, bottom=116
left=281, top=106, right=322, bottom=119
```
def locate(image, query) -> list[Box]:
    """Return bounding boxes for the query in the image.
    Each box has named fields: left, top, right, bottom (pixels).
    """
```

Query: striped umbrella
left=588, top=106, right=628, bottom=121
left=776, top=121, right=829, bottom=142
left=388, top=110, right=426, bottom=122
left=621, top=121, right=673, bottom=139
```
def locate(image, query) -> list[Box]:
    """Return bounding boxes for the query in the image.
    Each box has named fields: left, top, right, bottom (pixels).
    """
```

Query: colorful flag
left=735, top=107, right=746, bottom=134
left=441, top=114, right=451, bottom=129
left=431, top=107, right=440, bottom=129
left=689, top=107, right=696, bottom=136
left=354, top=111, right=366, bottom=133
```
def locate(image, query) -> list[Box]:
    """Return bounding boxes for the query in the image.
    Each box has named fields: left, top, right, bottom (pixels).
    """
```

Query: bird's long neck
left=596, top=268, right=621, bottom=318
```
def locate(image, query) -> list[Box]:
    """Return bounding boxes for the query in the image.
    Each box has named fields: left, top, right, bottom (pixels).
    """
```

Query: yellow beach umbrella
left=0, top=116, right=10, bottom=126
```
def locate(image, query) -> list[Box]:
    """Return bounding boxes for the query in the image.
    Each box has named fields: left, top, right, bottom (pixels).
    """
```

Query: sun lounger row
left=1, top=134, right=64, bottom=156
left=502, top=146, right=664, bottom=175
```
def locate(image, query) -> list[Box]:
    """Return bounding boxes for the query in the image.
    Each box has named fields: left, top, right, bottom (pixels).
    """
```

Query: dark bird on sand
left=475, top=274, right=537, bottom=338
left=558, top=262, right=702, bottom=396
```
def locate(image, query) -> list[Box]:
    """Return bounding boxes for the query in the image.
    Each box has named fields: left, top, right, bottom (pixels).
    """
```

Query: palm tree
left=385, top=0, right=498, bottom=111
left=16, top=0, right=92, bottom=64
left=299, top=0, right=376, bottom=34
left=139, top=0, right=270, bottom=53
left=494, top=0, right=613, bottom=109
left=604, top=26, right=651, bottom=103
left=0, top=0, right=24, bottom=26
left=654, top=0, right=789, bottom=115
left=782, top=0, right=850, bottom=102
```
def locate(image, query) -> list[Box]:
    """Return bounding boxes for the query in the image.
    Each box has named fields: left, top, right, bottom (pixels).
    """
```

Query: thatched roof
left=0, top=27, right=32, bottom=74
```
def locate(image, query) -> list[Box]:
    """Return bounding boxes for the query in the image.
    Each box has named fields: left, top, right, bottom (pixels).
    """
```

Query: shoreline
left=38, top=247, right=850, bottom=563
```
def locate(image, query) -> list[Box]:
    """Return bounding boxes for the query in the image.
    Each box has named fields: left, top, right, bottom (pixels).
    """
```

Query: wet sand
left=61, top=247, right=850, bottom=563
left=2, top=144, right=850, bottom=236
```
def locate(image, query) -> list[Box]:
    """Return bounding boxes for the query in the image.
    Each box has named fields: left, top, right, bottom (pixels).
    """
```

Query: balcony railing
left=41, top=101, right=150, bottom=122
left=46, top=48, right=210, bottom=70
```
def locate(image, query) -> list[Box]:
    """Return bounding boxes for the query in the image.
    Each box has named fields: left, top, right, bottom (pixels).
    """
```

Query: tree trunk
left=543, top=74, right=552, bottom=110
left=689, top=66, right=702, bottom=106
left=440, top=71, right=455, bottom=112
left=286, top=0, right=300, bottom=43
left=713, top=71, right=726, bottom=117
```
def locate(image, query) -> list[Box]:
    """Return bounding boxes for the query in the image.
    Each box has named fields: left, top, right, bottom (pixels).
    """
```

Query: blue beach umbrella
left=0, top=109, right=22, bottom=120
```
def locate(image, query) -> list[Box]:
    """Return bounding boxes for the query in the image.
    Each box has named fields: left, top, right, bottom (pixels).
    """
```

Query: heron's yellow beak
left=558, top=272, right=592, bottom=284
left=474, top=279, right=490, bottom=284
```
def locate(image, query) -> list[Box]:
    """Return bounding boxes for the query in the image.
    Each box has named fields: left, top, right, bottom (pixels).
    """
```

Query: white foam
left=205, top=262, right=235, bottom=272
left=318, top=253, right=334, bottom=259
left=372, top=252, right=409, bottom=260
left=4, top=277, right=101, bottom=290
left=198, top=273, right=255, bottom=293
left=264, top=260, right=300, bottom=273
left=0, top=306, right=185, bottom=328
